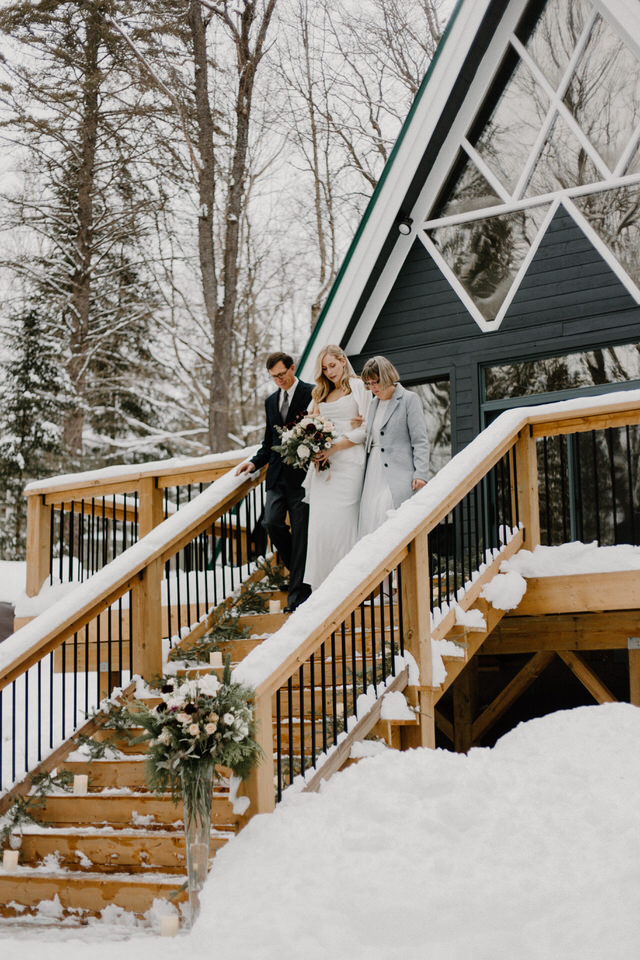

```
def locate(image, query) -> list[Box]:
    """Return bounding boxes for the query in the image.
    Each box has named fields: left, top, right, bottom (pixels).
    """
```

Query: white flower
left=197, top=674, right=221, bottom=697
left=188, top=723, right=200, bottom=736
left=223, top=712, right=235, bottom=726
left=297, top=443, right=310, bottom=459
left=204, top=722, right=217, bottom=735
left=159, top=729, right=172, bottom=745
left=207, top=712, right=219, bottom=723
left=176, top=712, right=190, bottom=723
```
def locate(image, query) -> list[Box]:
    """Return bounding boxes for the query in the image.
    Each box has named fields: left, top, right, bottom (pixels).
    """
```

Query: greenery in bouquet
left=273, top=414, right=337, bottom=472
left=130, top=666, right=262, bottom=804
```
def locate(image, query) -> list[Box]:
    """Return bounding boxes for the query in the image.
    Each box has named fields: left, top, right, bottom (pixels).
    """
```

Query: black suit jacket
left=251, top=379, right=313, bottom=490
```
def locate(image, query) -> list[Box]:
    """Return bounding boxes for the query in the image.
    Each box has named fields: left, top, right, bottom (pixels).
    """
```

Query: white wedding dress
left=303, top=380, right=369, bottom=591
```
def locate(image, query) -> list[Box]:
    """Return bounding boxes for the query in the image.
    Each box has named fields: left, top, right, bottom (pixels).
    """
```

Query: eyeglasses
left=363, top=379, right=379, bottom=388
left=270, top=368, right=293, bottom=381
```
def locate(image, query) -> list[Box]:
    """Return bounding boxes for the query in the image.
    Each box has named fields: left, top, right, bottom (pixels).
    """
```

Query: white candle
left=268, top=599, right=281, bottom=614
left=160, top=914, right=180, bottom=937
left=2, top=850, right=19, bottom=870
left=73, top=774, right=89, bottom=794
left=209, top=651, right=223, bottom=668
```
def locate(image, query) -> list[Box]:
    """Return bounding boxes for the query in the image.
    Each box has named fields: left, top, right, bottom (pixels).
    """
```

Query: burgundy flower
left=161, top=683, right=174, bottom=694
left=184, top=703, right=197, bottom=715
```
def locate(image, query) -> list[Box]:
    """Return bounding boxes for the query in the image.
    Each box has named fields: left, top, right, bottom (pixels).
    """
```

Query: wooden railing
left=4, top=389, right=640, bottom=813
left=1, top=463, right=266, bottom=794
left=236, top=390, right=640, bottom=814
left=23, top=448, right=257, bottom=598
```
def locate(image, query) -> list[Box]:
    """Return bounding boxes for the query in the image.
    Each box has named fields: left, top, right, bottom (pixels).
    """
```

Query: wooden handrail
left=2, top=467, right=266, bottom=694
left=24, top=445, right=258, bottom=597
left=237, top=389, right=640, bottom=811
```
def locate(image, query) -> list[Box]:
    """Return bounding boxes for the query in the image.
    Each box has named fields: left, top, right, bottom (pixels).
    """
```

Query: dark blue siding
left=349, top=205, right=640, bottom=452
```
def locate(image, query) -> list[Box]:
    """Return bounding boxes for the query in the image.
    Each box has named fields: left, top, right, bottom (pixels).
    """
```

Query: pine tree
left=0, top=308, right=73, bottom=559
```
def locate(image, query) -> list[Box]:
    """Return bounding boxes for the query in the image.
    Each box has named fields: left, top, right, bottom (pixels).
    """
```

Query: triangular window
left=421, top=0, right=640, bottom=329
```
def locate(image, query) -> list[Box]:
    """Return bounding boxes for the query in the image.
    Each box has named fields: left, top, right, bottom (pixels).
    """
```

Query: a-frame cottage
left=1, top=0, right=640, bottom=929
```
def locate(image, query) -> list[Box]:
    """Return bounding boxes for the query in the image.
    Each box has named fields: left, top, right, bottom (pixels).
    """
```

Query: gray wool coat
left=364, top=383, right=430, bottom=508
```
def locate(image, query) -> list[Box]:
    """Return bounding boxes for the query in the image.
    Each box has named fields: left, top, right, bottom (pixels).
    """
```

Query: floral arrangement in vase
left=130, top=667, right=261, bottom=920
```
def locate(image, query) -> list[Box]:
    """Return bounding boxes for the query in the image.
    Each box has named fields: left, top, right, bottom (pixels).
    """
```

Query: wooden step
left=36, top=792, right=239, bottom=829
left=16, top=825, right=231, bottom=873
left=0, top=869, right=188, bottom=919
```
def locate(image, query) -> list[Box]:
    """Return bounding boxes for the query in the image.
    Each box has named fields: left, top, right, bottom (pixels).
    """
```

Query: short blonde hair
left=361, top=356, right=399, bottom=390
left=312, top=344, right=352, bottom=404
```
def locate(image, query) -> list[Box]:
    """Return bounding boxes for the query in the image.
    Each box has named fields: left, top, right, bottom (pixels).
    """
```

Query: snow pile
left=0, top=561, right=25, bottom=605
left=503, top=541, right=640, bottom=577
left=2, top=704, right=639, bottom=958
left=481, top=569, right=527, bottom=610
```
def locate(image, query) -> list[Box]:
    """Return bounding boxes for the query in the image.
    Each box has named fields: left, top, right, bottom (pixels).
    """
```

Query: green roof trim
left=298, top=0, right=467, bottom=369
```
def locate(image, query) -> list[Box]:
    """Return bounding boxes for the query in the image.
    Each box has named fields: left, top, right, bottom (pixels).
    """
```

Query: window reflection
left=516, top=0, right=590, bottom=89
left=407, top=381, right=451, bottom=477
left=573, top=183, right=640, bottom=288
left=484, top=343, right=640, bottom=401
left=524, top=113, right=600, bottom=196
left=473, top=56, right=549, bottom=195
left=427, top=205, right=548, bottom=321
left=564, top=15, right=640, bottom=171
left=438, top=151, right=502, bottom=218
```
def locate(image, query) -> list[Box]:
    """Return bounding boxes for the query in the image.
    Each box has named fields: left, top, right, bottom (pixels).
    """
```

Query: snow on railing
left=1, top=465, right=265, bottom=797
left=23, top=445, right=259, bottom=598
left=238, top=390, right=640, bottom=811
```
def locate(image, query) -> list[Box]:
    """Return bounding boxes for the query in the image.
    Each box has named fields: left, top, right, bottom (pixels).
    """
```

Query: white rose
left=204, top=722, right=217, bottom=735
left=297, top=443, right=310, bottom=459
left=223, top=713, right=235, bottom=726
left=188, top=723, right=200, bottom=736
left=176, top=712, right=190, bottom=723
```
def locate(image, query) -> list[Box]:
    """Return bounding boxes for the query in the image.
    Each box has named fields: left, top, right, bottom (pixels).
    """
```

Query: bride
left=303, top=344, right=369, bottom=591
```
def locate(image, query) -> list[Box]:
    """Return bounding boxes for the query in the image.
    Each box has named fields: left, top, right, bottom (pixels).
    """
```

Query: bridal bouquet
left=274, top=414, right=338, bottom=472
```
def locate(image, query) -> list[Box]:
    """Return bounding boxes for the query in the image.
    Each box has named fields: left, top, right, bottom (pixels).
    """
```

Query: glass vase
left=181, top=761, right=215, bottom=922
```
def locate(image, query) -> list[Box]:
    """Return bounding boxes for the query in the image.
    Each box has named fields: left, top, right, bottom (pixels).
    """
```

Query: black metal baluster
left=606, top=428, right=617, bottom=544
left=78, top=500, right=85, bottom=582
left=349, top=613, right=357, bottom=716
left=310, top=653, right=316, bottom=766
left=397, top=565, right=405, bottom=656
left=11, top=681, right=16, bottom=782
left=380, top=584, right=387, bottom=678
left=320, top=642, right=328, bottom=752
left=331, top=631, right=338, bottom=744
left=592, top=431, right=601, bottom=544
left=49, top=651, right=54, bottom=749
left=359, top=603, right=367, bottom=699
left=369, top=592, right=377, bottom=691
left=61, top=640, right=67, bottom=739
left=68, top=505, right=74, bottom=583
left=626, top=425, right=636, bottom=544
left=49, top=504, right=55, bottom=584
left=298, top=664, right=305, bottom=775
left=559, top=437, right=568, bottom=542
left=24, top=672, right=29, bottom=772
left=37, top=660, right=42, bottom=762
left=341, top=621, right=348, bottom=722
left=287, top=676, right=294, bottom=787
left=276, top=689, right=283, bottom=802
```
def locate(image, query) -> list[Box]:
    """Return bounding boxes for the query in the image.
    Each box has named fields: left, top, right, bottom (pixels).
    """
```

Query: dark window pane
left=406, top=380, right=451, bottom=477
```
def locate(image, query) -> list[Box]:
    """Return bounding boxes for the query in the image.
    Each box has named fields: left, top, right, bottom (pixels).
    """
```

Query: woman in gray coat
left=358, top=356, right=430, bottom=538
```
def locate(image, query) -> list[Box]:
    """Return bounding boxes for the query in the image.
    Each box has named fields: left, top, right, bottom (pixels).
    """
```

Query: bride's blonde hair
left=312, top=344, right=352, bottom=404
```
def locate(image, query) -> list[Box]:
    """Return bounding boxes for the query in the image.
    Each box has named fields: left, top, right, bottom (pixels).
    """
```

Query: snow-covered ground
left=0, top=561, right=25, bottom=605
left=1, top=702, right=638, bottom=959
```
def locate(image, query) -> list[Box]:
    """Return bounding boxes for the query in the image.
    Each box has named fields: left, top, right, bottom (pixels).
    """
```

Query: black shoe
left=283, top=603, right=297, bottom=613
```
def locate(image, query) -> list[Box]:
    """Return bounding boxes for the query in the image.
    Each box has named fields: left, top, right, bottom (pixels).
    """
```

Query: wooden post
left=514, top=427, right=541, bottom=549
left=240, top=693, right=275, bottom=816
left=26, top=494, right=52, bottom=597
left=130, top=557, right=163, bottom=682
left=453, top=657, right=478, bottom=753
left=400, top=529, right=435, bottom=749
left=138, top=477, right=164, bottom=538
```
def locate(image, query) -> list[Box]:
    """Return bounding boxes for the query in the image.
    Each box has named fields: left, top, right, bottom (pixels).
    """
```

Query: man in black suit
left=236, top=352, right=313, bottom=612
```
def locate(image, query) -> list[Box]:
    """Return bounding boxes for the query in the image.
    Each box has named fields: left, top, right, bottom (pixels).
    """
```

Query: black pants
left=262, top=481, right=311, bottom=608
